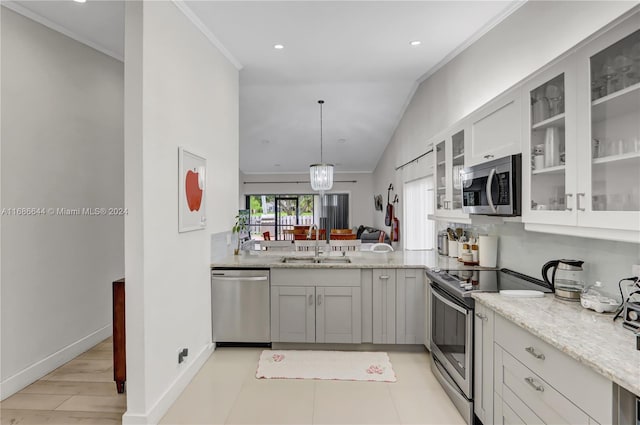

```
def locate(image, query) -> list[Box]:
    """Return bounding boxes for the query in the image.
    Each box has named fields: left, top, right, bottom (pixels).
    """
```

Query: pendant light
left=309, top=100, right=334, bottom=191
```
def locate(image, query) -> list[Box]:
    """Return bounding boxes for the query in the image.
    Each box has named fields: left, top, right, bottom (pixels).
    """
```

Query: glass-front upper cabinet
left=435, top=139, right=447, bottom=211
left=433, top=126, right=469, bottom=220
left=576, top=19, right=640, bottom=232
left=451, top=130, right=465, bottom=210
left=522, top=59, right=577, bottom=227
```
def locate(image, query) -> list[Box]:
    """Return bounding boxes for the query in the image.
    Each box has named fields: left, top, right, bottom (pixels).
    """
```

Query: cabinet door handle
left=317, top=294, right=322, bottom=306
left=525, top=346, right=545, bottom=360
left=308, top=294, right=314, bottom=306
left=475, top=312, right=487, bottom=321
left=524, top=377, right=545, bottom=392
left=565, top=193, right=573, bottom=211
left=577, top=193, right=586, bottom=211
left=379, top=275, right=390, bottom=280
left=484, top=154, right=494, bottom=159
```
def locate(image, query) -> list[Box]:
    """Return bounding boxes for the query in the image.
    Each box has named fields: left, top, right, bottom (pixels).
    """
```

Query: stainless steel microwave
left=460, top=154, right=521, bottom=216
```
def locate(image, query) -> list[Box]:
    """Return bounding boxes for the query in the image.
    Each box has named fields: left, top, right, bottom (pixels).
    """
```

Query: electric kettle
left=542, top=259, right=585, bottom=301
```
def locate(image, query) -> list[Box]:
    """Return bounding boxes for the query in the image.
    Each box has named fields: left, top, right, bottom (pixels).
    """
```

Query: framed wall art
left=178, top=147, right=207, bottom=232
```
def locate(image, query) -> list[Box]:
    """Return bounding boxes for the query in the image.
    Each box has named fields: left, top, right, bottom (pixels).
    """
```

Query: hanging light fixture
left=309, top=100, right=334, bottom=191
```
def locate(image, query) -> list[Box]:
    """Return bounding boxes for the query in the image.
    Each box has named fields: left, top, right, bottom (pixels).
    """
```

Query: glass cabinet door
left=451, top=130, right=465, bottom=210
left=589, top=29, right=640, bottom=214
left=529, top=73, right=568, bottom=212
left=435, top=140, right=447, bottom=211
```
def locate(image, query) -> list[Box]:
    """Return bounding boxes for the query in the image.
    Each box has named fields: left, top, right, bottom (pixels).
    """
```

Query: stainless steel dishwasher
left=211, top=268, right=271, bottom=345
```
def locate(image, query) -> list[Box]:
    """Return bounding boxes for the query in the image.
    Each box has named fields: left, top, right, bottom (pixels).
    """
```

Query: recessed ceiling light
left=274, top=164, right=281, bottom=167
left=273, top=44, right=284, bottom=50
left=261, top=139, right=270, bottom=144
left=337, top=138, right=346, bottom=144
left=410, top=40, right=421, bottom=46
left=73, top=0, right=87, bottom=3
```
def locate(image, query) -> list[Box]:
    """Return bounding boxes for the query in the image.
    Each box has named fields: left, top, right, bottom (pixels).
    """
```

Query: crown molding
left=1, top=1, right=123, bottom=62
left=171, top=1, right=243, bottom=70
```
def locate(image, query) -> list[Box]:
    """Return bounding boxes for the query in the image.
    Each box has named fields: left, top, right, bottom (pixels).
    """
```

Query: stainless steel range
left=426, top=268, right=552, bottom=425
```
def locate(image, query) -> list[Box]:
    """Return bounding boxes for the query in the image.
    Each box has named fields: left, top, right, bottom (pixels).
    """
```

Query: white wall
left=124, top=2, right=239, bottom=423
left=241, top=172, right=375, bottom=228
left=374, top=3, right=637, bottom=227
left=0, top=7, right=124, bottom=398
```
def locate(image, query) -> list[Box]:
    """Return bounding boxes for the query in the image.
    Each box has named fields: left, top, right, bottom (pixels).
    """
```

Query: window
left=245, top=194, right=314, bottom=240
left=403, top=177, right=435, bottom=250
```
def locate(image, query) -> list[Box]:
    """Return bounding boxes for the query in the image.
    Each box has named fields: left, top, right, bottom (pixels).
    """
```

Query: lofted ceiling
left=5, top=0, right=521, bottom=174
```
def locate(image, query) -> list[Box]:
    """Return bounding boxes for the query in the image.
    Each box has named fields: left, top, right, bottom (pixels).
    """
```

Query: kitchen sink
left=280, top=256, right=352, bottom=264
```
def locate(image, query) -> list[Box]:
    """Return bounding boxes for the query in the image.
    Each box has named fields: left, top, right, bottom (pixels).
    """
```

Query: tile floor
left=0, top=337, right=126, bottom=425
left=1, top=343, right=465, bottom=425
left=160, top=347, right=465, bottom=425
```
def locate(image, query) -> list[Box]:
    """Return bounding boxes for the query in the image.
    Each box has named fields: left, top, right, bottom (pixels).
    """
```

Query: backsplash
left=210, top=231, right=234, bottom=262
left=441, top=222, right=640, bottom=299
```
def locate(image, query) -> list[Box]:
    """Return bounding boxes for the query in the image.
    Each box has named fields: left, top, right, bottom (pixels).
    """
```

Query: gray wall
left=1, top=7, right=124, bottom=397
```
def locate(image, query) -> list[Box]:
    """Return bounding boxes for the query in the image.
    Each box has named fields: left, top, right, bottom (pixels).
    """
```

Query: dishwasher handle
left=211, top=275, right=268, bottom=281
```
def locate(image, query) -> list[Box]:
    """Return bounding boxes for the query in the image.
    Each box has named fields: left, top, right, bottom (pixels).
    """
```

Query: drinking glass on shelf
left=614, top=54, right=633, bottom=90
left=545, top=84, right=563, bottom=116
left=601, top=59, right=618, bottom=97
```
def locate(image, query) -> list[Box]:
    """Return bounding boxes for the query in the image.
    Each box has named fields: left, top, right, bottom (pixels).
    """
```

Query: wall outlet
left=226, top=233, right=231, bottom=246
left=178, top=348, right=188, bottom=364
left=632, top=264, right=640, bottom=278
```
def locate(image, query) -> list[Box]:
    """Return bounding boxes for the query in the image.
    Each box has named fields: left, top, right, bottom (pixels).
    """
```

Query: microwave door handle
left=486, top=168, right=497, bottom=214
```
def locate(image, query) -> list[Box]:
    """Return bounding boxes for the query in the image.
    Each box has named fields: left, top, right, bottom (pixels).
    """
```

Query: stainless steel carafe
left=437, top=231, right=449, bottom=256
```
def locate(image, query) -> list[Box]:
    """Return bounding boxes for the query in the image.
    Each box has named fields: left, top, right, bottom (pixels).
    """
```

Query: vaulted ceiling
left=6, top=1, right=521, bottom=174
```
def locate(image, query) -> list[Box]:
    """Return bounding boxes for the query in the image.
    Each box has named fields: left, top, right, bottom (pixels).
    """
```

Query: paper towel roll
left=479, top=235, right=498, bottom=267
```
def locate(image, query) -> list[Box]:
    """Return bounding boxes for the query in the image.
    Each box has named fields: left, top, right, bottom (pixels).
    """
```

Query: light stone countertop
left=472, top=293, right=640, bottom=396
left=212, top=250, right=491, bottom=270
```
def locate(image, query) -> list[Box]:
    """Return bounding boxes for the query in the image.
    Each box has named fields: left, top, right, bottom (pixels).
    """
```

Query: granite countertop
left=212, top=250, right=491, bottom=271
left=473, top=293, right=640, bottom=396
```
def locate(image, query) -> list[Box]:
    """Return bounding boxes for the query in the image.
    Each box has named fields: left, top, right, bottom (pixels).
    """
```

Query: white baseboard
left=0, top=324, right=112, bottom=400
left=122, top=343, right=214, bottom=425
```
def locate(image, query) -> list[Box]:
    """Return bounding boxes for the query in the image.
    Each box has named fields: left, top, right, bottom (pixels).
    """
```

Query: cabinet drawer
left=500, top=349, right=591, bottom=425
left=495, top=315, right=611, bottom=423
left=271, top=269, right=360, bottom=287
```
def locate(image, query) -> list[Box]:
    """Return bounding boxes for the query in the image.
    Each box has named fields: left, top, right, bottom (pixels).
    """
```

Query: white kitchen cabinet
left=271, top=269, right=362, bottom=344
left=473, top=303, right=494, bottom=425
left=372, top=269, right=396, bottom=344
left=493, top=314, right=612, bottom=425
left=271, top=286, right=315, bottom=343
left=467, top=87, right=522, bottom=167
left=522, top=11, right=640, bottom=242
left=315, top=286, right=361, bottom=343
left=396, top=269, right=425, bottom=344
left=432, top=123, right=471, bottom=222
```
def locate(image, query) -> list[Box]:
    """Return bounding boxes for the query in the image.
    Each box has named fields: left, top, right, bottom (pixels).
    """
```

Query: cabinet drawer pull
left=475, top=312, right=488, bottom=321
left=577, top=193, right=586, bottom=211
left=317, top=294, right=322, bottom=306
left=484, top=154, right=494, bottom=159
left=525, top=346, right=545, bottom=360
left=565, top=193, right=573, bottom=211
left=525, top=377, right=545, bottom=392
left=379, top=275, right=390, bottom=280
left=308, top=294, right=314, bottom=306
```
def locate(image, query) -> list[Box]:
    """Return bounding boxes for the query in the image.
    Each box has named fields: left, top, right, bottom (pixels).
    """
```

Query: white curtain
left=403, top=176, right=435, bottom=250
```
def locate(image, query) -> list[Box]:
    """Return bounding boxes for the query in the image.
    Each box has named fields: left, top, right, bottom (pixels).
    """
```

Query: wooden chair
left=283, top=229, right=295, bottom=240
left=330, top=233, right=357, bottom=240
left=330, top=228, right=352, bottom=234
left=295, top=240, right=329, bottom=252
left=262, top=231, right=271, bottom=241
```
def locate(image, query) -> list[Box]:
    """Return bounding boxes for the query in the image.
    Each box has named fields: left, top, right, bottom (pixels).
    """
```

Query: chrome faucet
left=307, top=224, right=321, bottom=259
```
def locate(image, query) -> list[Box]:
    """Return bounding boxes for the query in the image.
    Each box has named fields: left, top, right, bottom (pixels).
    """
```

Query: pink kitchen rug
left=256, top=350, right=396, bottom=382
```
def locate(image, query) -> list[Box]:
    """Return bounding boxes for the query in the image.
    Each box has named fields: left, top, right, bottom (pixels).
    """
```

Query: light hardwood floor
left=1, top=337, right=126, bottom=425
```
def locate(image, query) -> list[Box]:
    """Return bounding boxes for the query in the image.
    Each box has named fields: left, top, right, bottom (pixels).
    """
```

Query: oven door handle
left=486, top=167, right=497, bottom=214
left=432, top=287, right=468, bottom=315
